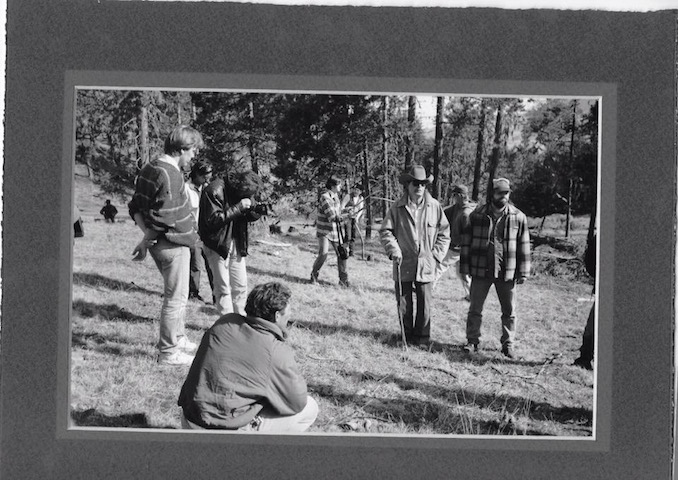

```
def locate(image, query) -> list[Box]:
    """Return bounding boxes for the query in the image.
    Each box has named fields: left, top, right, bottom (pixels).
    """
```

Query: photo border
left=3, top=3, right=674, bottom=479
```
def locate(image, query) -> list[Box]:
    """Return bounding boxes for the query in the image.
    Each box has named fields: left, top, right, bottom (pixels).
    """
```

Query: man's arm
left=432, top=206, right=451, bottom=263
left=267, top=344, right=309, bottom=415
left=379, top=207, right=402, bottom=264
left=516, top=213, right=531, bottom=282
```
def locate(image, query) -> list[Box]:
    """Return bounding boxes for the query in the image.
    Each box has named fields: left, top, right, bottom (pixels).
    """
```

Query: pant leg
left=495, top=279, right=517, bottom=347
left=466, top=276, right=493, bottom=344
left=148, top=238, right=190, bottom=356
left=579, top=303, right=595, bottom=361
left=200, top=245, right=214, bottom=294
left=228, top=253, right=248, bottom=315
left=311, top=236, right=330, bottom=277
left=203, top=245, right=232, bottom=316
left=251, top=396, right=319, bottom=433
left=396, top=281, right=414, bottom=339
left=329, top=240, right=348, bottom=283
left=414, top=281, right=432, bottom=341
left=188, top=245, right=201, bottom=296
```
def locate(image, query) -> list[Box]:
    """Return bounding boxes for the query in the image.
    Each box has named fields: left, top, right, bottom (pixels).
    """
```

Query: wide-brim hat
left=399, top=165, right=433, bottom=185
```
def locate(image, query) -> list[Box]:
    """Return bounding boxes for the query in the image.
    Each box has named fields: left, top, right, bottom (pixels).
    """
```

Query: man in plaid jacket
left=460, top=177, right=531, bottom=359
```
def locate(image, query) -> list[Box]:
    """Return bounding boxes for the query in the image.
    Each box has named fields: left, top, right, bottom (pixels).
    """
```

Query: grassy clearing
left=71, top=177, right=594, bottom=436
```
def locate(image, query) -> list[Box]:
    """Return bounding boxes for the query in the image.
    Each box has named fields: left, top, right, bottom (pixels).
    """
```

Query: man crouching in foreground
left=178, top=282, right=318, bottom=432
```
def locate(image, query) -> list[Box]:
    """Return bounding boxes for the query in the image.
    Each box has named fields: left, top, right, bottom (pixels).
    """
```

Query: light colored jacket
left=380, top=191, right=450, bottom=282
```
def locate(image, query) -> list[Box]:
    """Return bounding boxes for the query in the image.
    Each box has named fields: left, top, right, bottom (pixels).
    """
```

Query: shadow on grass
left=72, top=331, right=152, bottom=356
left=247, top=266, right=315, bottom=285
left=71, top=408, right=177, bottom=428
left=310, top=371, right=592, bottom=436
left=73, top=300, right=155, bottom=324
left=73, top=272, right=160, bottom=296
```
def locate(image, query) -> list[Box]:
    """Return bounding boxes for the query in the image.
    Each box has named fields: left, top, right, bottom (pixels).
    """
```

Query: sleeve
left=266, top=344, right=308, bottom=415
left=459, top=214, right=473, bottom=275
left=516, top=213, right=531, bottom=278
left=127, top=168, right=168, bottom=232
left=379, top=206, right=402, bottom=260
left=319, top=193, right=340, bottom=223
left=432, top=206, right=451, bottom=263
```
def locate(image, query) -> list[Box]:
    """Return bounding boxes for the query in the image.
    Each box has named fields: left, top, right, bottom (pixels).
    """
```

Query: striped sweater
left=316, top=190, right=343, bottom=242
left=128, top=156, right=198, bottom=247
left=459, top=203, right=531, bottom=280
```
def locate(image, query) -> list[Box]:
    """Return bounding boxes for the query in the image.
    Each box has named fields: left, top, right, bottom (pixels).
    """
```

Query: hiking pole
left=395, top=259, right=408, bottom=351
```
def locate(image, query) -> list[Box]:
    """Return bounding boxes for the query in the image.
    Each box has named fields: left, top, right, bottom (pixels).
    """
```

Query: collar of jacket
left=480, top=202, right=518, bottom=217
left=394, top=190, right=434, bottom=209
left=244, top=315, right=288, bottom=341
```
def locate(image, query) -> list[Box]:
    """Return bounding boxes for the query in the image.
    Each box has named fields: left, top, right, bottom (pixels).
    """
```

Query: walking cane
left=395, top=259, right=408, bottom=351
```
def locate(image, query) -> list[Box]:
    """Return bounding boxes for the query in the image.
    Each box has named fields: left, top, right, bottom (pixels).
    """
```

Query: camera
left=251, top=202, right=274, bottom=216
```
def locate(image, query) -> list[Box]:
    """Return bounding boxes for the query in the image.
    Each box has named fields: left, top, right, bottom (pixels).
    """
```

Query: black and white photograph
left=69, top=85, right=600, bottom=437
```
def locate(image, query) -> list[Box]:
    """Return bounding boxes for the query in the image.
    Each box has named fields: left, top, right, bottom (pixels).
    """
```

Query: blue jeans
left=203, top=244, right=248, bottom=316
left=148, top=238, right=190, bottom=356
left=466, top=277, right=517, bottom=347
left=311, top=236, right=348, bottom=283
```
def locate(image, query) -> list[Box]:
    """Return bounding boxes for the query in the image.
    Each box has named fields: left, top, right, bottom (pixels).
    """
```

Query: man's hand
left=516, top=277, right=526, bottom=285
left=391, top=254, right=402, bottom=266
left=238, top=198, right=252, bottom=211
left=132, top=238, right=156, bottom=261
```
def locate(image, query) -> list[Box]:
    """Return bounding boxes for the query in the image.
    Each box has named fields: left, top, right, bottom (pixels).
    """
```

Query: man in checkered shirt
left=460, top=177, right=531, bottom=359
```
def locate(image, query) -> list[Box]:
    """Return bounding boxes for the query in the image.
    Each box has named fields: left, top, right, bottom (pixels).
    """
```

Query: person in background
left=186, top=160, right=214, bottom=303
left=574, top=232, right=597, bottom=370
left=434, top=184, right=476, bottom=299
left=199, top=170, right=263, bottom=315
left=178, top=282, right=319, bottom=432
left=310, top=175, right=350, bottom=287
left=99, top=200, right=118, bottom=223
left=460, top=177, right=531, bottom=359
left=380, top=165, right=450, bottom=347
left=342, top=183, right=365, bottom=257
left=128, top=125, right=204, bottom=366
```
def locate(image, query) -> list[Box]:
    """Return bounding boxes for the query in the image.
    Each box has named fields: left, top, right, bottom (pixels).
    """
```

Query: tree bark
left=472, top=100, right=487, bottom=202
left=485, top=104, right=504, bottom=204
left=565, top=100, right=577, bottom=238
left=381, top=96, right=390, bottom=217
left=139, top=97, right=150, bottom=168
left=405, top=96, right=417, bottom=170
left=363, top=142, right=372, bottom=238
left=432, top=96, right=445, bottom=200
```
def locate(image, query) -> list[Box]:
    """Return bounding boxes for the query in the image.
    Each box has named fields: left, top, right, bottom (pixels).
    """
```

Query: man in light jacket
left=380, top=165, right=450, bottom=346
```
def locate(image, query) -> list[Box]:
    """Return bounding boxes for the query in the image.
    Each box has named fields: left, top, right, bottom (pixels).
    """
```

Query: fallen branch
left=254, top=239, right=293, bottom=248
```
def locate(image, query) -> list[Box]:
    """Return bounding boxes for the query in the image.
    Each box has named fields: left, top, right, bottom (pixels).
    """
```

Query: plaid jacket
left=460, top=203, right=531, bottom=280
left=316, top=190, right=343, bottom=242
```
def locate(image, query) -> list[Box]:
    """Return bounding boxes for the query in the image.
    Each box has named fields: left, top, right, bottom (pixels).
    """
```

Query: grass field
left=70, top=175, right=595, bottom=436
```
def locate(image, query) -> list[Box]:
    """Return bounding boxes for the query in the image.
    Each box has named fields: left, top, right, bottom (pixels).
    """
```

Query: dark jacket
left=178, top=313, right=309, bottom=429
left=198, top=178, right=260, bottom=259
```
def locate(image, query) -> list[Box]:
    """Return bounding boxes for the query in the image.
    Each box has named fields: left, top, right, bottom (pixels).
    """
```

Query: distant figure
left=186, top=160, right=214, bottom=303
left=100, top=200, right=118, bottom=223
left=342, top=183, right=365, bottom=256
left=310, top=175, right=350, bottom=287
left=434, top=184, right=476, bottom=299
left=460, top=177, right=531, bottom=359
left=73, top=204, right=84, bottom=238
left=380, top=165, right=450, bottom=347
left=128, top=125, right=204, bottom=366
left=574, top=233, right=596, bottom=370
left=178, top=282, right=319, bottom=432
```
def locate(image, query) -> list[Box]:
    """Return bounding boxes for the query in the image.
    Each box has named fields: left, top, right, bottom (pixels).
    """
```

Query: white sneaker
left=177, top=336, right=197, bottom=352
left=158, top=351, right=195, bottom=366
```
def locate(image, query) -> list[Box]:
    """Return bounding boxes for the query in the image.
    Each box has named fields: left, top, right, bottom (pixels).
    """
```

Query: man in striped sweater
left=460, top=177, right=531, bottom=359
left=310, top=175, right=349, bottom=287
left=129, top=125, right=204, bottom=366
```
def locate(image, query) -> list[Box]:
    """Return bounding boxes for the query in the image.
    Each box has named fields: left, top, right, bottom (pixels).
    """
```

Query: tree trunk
left=565, top=100, right=577, bottom=238
left=405, top=96, right=417, bottom=169
left=432, top=96, right=445, bottom=200
left=485, top=104, right=504, bottom=204
left=472, top=100, right=487, bottom=202
left=139, top=100, right=150, bottom=168
left=381, top=96, right=390, bottom=217
left=363, top=142, right=372, bottom=238
left=248, top=101, right=259, bottom=174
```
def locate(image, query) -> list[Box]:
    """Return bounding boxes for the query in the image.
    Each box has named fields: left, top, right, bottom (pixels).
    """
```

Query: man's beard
left=492, top=197, right=508, bottom=209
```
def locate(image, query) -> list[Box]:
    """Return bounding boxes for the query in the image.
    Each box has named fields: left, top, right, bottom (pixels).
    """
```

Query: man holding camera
left=199, top=170, right=264, bottom=315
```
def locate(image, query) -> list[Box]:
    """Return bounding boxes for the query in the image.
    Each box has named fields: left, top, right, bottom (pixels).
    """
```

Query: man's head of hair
left=245, top=282, right=292, bottom=322
left=227, top=170, right=263, bottom=200
left=189, top=159, right=212, bottom=181
left=325, top=175, right=342, bottom=190
left=164, top=125, right=205, bottom=156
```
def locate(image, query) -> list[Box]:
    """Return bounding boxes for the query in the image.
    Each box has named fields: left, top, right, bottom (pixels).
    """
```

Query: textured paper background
left=2, top=2, right=675, bottom=478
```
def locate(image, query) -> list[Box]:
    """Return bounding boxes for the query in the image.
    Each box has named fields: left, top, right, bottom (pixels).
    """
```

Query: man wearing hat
left=460, top=177, right=531, bottom=358
left=434, top=184, right=476, bottom=298
left=380, top=165, right=450, bottom=346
